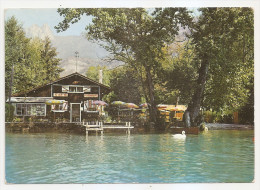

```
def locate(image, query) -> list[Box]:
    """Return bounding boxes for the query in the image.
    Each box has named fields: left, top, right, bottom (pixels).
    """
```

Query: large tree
left=157, top=41, right=197, bottom=105
left=5, top=17, right=63, bottom=96
left=5, top=16, right=30, bottom=97
left=184, top=8, right=254, bottom=127
left=107, top=65, right=142, bottom=104
left=40, top=37, right=63, bottom=83
left=55, top=8, right=192, bottom=126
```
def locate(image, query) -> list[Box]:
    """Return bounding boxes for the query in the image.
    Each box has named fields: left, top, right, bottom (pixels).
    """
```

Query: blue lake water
left=5, top=130, right=254, bottom=183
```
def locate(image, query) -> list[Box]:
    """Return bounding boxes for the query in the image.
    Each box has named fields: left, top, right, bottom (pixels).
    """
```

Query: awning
left=45, top=100, right=65, bottom=105
left=157, top=104, right=187, bottom=112
left=7, top=97, right=53, bottom=103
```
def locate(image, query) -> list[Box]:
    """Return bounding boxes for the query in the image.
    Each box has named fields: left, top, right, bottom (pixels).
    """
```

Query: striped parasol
left=111, top=101, right=126, bottom=106
left=124, top=103, right=139, bottom=109
left=93, top=100, right=108, bottom=106
left=139, top=103, right=150, bottom=108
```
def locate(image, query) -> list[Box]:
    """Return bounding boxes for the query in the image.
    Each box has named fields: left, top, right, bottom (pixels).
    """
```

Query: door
left=70, top=103, right=81, bottom=122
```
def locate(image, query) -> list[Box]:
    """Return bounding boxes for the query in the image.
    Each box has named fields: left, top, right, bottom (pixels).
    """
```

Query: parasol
left=111, top=101, right=126, bottom=106
left=124, top=103, right=139, bottom=109
left=139, top=103, right=150, bottom=108
left=93, top=100, right=108, bottom=106
left=45, top=100, right=65, bottom=105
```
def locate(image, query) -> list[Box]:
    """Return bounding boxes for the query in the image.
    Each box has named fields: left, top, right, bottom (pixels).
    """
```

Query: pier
left=82, top=121, right=134, bottom=136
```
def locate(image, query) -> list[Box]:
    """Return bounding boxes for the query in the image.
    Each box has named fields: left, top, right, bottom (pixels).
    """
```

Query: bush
left=203, top=110, right=233, bottom=124
left=5, top=103, right=14, bottom=122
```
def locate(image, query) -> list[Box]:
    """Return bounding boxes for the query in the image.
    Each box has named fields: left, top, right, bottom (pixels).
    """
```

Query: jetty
left=82, top=121, right=134, bottom=135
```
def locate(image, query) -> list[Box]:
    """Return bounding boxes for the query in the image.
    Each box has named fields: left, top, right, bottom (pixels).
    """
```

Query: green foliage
left=86, top=65, right=110, bottom=86
left=40, top=38, right=64, bottom=83
left=55, top=8, right=254, bottom=125
left=203, top=110, right=235, bottom=124
left=5, top=103, right=14, bottom=122
left=106, top=66, right=142, bottom=104
left=191, top=8, right=254, bottom=112
left=56, top=8, right=193, bottom=124
left=5, top=16, right=30, bottom=97
left=5, top=17, right=63, bottom=96
left=157, top=42, right=197, bottom=105
left=238, top=82, right=254, bottom=124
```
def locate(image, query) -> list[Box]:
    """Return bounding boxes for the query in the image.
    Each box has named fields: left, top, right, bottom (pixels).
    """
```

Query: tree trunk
left=145, top=66, right=157, bottom=126
left=184, top=56, right=209, bottom=127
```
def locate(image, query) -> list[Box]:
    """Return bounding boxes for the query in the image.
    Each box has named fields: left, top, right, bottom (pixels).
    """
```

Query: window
left=51, top=101, right=68, bottom=112
left=69, top=86, right=83, bottom=93
left=62, top=85, right=69, bottom=92
left=63, top=85, right=90, bottom=93
left=84, top=100, right=98, bottom=112
left=77, top=87, right=83, bottom=92
left=16, top=103, right=46, bottom=116
left=69, top=86, right=76, bottom=92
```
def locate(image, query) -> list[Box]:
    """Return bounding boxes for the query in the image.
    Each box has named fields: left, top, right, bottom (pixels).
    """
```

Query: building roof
left=12, top=72, right=111, bottom=97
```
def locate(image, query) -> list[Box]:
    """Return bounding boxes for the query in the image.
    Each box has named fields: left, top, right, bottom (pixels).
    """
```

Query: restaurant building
left=9, top=72, right=110, bottom=123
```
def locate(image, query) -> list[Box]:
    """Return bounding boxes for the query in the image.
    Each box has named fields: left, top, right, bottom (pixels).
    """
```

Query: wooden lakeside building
left=9, top=72, right=111, bottom=123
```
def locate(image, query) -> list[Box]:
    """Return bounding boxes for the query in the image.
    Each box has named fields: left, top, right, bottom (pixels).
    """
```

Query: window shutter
left=62, top=102, right=68, bottom=111
left=84, top=101, right=88, bottom=111
left=83, top=87, right=91, bottom=92
left=62, top=85, right=69, bottom=92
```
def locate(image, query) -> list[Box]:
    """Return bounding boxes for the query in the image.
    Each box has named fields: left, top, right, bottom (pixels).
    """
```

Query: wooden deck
left=82, top=122, right=134, bottom=135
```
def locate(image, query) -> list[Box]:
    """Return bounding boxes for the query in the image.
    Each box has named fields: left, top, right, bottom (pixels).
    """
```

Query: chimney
left=99, top=69, right=103, bottom=84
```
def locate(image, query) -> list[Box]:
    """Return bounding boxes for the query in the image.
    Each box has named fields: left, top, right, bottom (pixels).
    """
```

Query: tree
left=184, top=8, right=254, bottom=127
left=86, top=65, right=110, bottom=86
left=157, top=41, right=197, bottom=105
left=40, top=37, right=63, bottom=83
left=107, top=66, right=142, bottom=104
left=5, top=16, right=30, bottom=97
left=55, top=8, right=192, bottom=126
left=5, top=17, right=63, bottom=96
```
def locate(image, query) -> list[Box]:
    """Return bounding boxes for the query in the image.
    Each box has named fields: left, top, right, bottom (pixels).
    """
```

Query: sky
left=5, top=8, right=92, bottom=36
left=4, top=8, right=201, bottom=37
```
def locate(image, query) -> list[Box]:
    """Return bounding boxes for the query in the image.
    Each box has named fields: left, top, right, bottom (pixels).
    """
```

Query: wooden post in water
left=86, top=122, right=89, bottom=136
left=128, top=122, right=131, bottom=135
left=101, top=122, right=104, bottom=135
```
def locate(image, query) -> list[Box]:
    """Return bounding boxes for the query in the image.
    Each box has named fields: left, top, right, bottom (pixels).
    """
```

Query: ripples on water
left=5, top=130, right=254, bottom=183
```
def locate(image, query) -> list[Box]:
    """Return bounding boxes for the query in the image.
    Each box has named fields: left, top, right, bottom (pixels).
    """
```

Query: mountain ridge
left=25, top=24, right=122, bottom=77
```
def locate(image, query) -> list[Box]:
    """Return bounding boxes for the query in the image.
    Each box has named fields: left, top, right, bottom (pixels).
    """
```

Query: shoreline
left=5, top=122, right=254, bottom=135
left=205, top=123, right=254, bottom=130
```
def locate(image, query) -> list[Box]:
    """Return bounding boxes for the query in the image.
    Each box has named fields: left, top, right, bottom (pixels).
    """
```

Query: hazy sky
left=5, top=8, right=92, bottom=36
left=5, top=8, right=200, bottom=36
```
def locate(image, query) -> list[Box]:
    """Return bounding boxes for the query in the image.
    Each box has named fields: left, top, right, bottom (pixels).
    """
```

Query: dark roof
left=12, top=72, right=111, bottom=97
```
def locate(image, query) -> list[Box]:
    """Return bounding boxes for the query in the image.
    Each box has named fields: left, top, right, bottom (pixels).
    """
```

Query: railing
left=83, top=121, right=133, bottom=136
left=83, top=121, right=103, bottom=128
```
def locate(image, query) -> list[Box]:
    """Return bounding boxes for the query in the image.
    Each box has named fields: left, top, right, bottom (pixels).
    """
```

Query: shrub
left=5, top=103, right=14, bottom=122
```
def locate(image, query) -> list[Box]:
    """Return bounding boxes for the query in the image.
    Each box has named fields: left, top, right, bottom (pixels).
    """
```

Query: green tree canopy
left=184, top=8, right=254, bottom=127
left=86, top=65, right=110, bottom=86
left=5, top=16, right=63, bottom=97
left=55, top=8, right=193, bottom=126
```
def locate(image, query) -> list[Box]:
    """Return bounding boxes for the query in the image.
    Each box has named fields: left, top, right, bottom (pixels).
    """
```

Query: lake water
left=5, top=130, right=254, bottom=183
